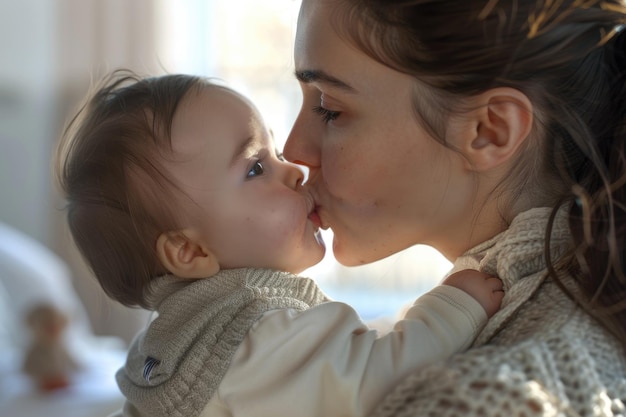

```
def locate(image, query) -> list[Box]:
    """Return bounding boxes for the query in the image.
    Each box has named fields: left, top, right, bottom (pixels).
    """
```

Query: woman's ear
left=453, top=87, right=533, bottom=172
left=156, top=230, right=220, bottom=279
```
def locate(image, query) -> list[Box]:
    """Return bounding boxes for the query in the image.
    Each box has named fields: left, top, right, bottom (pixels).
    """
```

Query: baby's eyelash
left=312, top=106, right=340, bottom=123
left=247, top=160, right=264, bottom=178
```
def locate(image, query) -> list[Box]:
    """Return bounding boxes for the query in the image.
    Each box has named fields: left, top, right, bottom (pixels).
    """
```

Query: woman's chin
left=331, top=236, right=397, bottom=267
left=331, top=237, right=365, bottom=266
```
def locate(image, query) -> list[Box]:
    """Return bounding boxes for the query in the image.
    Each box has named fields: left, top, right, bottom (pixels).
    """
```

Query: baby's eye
left=247, top=161, right=264, bottom=178
left=275, top=150, right=285, bottom=161
left=312, top=105, right=341, bottom=124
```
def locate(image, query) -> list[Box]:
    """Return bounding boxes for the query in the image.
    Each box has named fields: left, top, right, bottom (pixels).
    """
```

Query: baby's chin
left=281, top=228, right=327, bottom=275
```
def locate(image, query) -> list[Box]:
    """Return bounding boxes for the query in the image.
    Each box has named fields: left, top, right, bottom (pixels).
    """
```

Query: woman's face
left=284, top=0, right=479, bottom=264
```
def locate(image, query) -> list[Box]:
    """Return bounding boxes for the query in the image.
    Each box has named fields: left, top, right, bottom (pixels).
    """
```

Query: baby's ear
left=156, top=230, right=220, bottom=279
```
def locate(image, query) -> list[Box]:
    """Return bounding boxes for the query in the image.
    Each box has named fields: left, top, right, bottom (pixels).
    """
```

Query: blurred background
left=0, top=1, right=452, bottom=414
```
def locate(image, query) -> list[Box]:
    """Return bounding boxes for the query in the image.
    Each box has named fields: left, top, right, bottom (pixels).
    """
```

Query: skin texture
left=284, top=0, right=529, bottom=265
left=159, top=86, right=326, bottom=276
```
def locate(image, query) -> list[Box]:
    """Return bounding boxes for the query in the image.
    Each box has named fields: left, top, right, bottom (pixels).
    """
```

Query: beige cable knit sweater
left=371, top=207, right=626, bottom=417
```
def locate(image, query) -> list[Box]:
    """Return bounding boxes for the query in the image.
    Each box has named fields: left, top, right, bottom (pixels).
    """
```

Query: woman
left=285, top=0, right=626, bottom=415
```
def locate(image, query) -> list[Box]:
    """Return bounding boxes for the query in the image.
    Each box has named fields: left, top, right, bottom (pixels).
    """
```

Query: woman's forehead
left=295, top=0, right=344, bottom=62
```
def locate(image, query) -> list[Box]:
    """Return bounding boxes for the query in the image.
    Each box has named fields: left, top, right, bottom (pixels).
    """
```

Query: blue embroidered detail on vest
left=143, top=356, right=160, bottom=382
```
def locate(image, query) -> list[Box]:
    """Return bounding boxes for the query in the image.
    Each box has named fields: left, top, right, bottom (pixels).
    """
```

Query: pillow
left=0, top=277, right=16, bottom=350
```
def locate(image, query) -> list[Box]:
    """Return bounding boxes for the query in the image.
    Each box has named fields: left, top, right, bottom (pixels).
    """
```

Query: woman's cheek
left=322, top=145, right=363, bottom=190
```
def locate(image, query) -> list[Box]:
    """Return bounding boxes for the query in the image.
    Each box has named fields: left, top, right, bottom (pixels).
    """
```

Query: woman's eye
left=312, top=105, right=340, bottom=124
left=247, top=161, right=264, bottom=178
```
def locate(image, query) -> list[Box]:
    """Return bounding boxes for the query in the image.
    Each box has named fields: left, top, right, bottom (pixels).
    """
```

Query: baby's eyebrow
left=231, top=136, right=256, bottom=166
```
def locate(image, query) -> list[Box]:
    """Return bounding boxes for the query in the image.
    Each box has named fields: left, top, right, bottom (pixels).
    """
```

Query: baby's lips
left=308, top=209, right=323, bottom=229
left=299, top=185, right=328, bottom=230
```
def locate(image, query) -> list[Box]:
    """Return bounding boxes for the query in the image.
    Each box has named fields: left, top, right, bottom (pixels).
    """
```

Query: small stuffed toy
left=22, top=304, right=80, bottom=391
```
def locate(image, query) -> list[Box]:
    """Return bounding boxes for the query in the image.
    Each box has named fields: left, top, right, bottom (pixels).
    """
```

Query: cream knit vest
left=116, top=268, right=330, bottom=417
left=371, top=207, right=626, bottom=417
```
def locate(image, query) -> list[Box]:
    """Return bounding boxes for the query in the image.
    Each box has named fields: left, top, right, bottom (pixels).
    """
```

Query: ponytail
left=565, top=26, right=626, bottom=347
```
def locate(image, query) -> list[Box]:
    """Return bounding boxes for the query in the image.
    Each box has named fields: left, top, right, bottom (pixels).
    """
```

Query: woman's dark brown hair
left=56, top=70, right=209, bottom=308
left=335, top=0, right=626, bottom=347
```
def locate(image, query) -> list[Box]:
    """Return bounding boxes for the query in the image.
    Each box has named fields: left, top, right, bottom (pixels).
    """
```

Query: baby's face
left=165, top=86, right=325, bottom=274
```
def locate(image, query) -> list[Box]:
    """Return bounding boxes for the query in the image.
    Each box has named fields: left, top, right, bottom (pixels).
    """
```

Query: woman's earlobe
left=462, top=88, right=533, bottom=172
left=155, top=230, right=220, bottom=279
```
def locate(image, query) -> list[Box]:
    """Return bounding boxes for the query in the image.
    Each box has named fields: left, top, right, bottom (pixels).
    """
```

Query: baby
left=56, top=70, right=503, bottom=417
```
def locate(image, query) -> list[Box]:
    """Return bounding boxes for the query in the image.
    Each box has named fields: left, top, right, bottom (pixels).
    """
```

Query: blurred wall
left=0, top=1, right=57, bottom=245
left=0, top=0, right=163, bottom=344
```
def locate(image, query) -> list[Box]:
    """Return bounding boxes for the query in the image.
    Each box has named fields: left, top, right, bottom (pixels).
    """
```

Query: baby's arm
left=396, top=269, right=502, bottom=358
left=205, top=271, right=502, bottom=417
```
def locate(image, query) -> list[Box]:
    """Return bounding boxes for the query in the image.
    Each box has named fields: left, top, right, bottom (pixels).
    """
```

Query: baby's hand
left=442, top=269, right=503, bottom=317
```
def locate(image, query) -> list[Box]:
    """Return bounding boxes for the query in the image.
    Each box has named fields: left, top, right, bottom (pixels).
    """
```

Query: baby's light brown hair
left=56, top=70, right=215, bottom=308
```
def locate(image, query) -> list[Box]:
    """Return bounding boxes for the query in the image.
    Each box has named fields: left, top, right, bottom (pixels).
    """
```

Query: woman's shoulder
left=371, top=313, right=626, bottom=417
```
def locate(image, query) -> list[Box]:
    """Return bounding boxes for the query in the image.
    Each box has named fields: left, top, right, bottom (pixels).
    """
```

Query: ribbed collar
left=451, top=207, right=573, bottom=345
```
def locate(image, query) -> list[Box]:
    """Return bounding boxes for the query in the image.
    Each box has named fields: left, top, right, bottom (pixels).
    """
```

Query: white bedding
left=0, top=344, right=125, bottom=417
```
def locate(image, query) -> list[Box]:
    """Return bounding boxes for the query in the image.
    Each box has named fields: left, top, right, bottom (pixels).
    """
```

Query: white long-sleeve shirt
left=200, top=285, right=485, bottom=416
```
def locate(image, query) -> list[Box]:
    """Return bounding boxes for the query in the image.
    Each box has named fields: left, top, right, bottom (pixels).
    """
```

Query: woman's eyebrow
left=294, top=69, right=357, bottom=93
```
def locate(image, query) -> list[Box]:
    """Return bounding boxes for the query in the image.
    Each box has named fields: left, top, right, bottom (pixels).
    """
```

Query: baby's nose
left=284, top=161, right=306, bottom=189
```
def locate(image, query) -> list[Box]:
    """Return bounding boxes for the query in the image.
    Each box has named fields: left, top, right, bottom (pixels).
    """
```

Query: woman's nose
left=284, top=111, right=321, bottom=169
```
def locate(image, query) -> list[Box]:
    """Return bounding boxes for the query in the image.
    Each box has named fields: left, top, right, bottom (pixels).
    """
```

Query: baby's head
left=57, top=71, right=325, bottom=308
